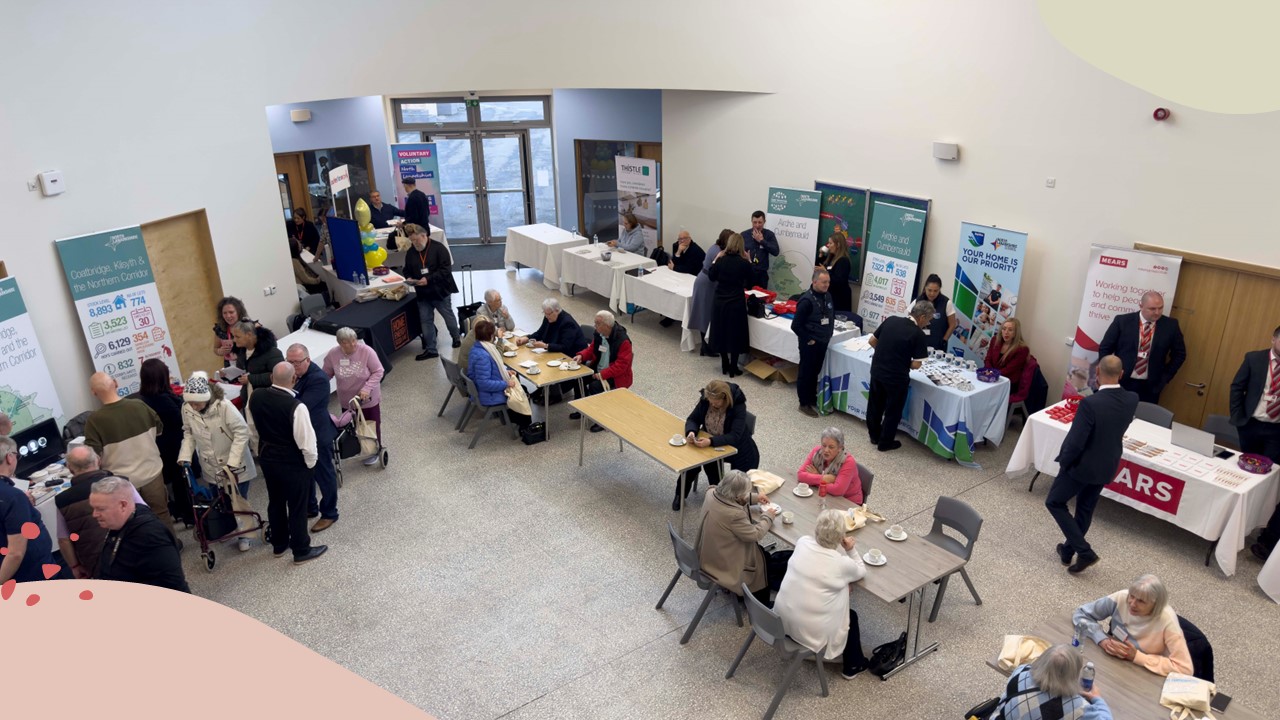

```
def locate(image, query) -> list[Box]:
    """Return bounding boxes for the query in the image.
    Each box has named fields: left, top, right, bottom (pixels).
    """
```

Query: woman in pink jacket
left=322, top=327, right=386, bottom=466
left=797, top=426, right=863, bottom=504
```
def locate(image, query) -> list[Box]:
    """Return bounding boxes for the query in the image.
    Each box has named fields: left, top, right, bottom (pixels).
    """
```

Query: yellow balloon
left=354, top=198, right=374, bottom=233
left=364, top=246, right=387, bottom=270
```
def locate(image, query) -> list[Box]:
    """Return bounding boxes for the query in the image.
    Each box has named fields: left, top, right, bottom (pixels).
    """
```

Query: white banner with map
left=0, top=277, right=64, bottom=433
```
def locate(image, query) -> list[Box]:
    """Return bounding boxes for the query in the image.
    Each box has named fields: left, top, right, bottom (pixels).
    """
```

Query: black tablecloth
left=313, top=295, right=420, bottom=374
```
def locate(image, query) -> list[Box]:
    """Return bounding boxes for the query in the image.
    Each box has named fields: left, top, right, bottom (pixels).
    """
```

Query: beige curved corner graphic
left=1039, top=0, right=1280, bottom=114
left=1, top=580, right=436, bottom=719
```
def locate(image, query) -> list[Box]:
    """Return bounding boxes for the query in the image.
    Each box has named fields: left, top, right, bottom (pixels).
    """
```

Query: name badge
left=1137, top=351, right=1149, bottom=359
left=339, top=359, right=351, bottom=367
left=420, top=268, right=429, bottom=275
left=820, top=317, right=830, bottom=325
left=933, top=312, right=942, bottom=320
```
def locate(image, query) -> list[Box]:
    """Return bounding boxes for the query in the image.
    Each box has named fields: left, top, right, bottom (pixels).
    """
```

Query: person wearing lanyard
left=0, top=436, right=56, bottom=585
left=1097, top=290, right=1186, bottom=403
left=1231, top=325, right=1280, bottom=560
left=402, top=223, right=461, bottom=361
left=90, top=475, right=190, bottom=592
left=286, top=207, right=320, bottom=256
left=741, top=210, right=780, bottom=290
left=792, top=269, right=835, bottom=418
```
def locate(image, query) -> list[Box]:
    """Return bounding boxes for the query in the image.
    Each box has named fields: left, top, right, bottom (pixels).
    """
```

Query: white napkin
left=519, top=360, right=538, bottom=368
left=531, top=348, right=548, bottom=354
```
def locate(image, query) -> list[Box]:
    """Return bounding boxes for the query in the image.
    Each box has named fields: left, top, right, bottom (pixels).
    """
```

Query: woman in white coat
left=178, top=372, right=257, bottom=551
left=773, top=508, right=870, bottom=679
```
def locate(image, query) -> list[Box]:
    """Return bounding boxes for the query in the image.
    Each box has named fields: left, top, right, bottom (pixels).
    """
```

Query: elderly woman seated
left=1072, top=573, right=1192, bottom=676
left=796, top=427, right=863, bottom=504
left=773, top=508, right=870, bottom=679
left=466, top=318, right=531, bottom=429
left=696, top=469, right=779, bottom=607
left=991, top=644, right=1114, bottom=719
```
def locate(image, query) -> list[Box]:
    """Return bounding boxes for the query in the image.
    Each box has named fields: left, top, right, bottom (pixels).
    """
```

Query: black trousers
left=866, top=378, right=909, bottom=448
left=260, top=458, right=313, bottom=558
left=1239, top=419, right=1280, bottom=550
left=1119, top=376, right=1162, bottom=404
left=1045, top=473, right=1106, bottom=560
left=797, top=340, right=828, bottom=408
left=843, top=609, right=869, bottom=674
left=682, top=460, right=724, bottom=495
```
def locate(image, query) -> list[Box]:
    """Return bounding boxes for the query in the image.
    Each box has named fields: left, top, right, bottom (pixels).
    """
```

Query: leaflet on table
left=841, top=335, right=874, bottom=352
left=948, top=222, right=1029, bottom=361
left=55, top=225, right=181, bottom=394
left=0, top=276, right=65, bottom=433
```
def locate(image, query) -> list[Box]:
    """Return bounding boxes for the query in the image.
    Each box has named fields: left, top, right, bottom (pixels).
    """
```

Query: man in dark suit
left=1045, top=355, right=1139, bottom=573
left=402, top=177, right=431, bottom=228
left=286, top=343, right=339, bottom=534
left=1097, top=291, right=1186, bottom=403
left=1230, top=325, right=1280, bottom=560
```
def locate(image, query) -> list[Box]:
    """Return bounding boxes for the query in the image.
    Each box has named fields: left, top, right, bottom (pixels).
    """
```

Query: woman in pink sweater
left=322, top=328, right=386, bottom=465
left=797, top=427, right=863, bottom=504
left=1072, top=574, right=1193, bottom=677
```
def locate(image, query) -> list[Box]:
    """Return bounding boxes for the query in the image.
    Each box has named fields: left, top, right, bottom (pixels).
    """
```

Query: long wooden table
left=770, top=485, right=965, bottom=680
left=501, top=344, right=593, bottom=439
left=987, top=609, right=1265, bottom=720
left=569, top=388, right=736, bottom=529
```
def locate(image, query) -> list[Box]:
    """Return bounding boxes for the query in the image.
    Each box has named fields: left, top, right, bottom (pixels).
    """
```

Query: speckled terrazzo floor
left=182, top=267, right=1280, bottom=720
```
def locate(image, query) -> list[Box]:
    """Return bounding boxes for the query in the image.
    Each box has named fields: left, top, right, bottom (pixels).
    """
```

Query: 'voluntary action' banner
left=1064, top=245, right=1181, bottom=399
left=55, top=226, right=181, bottom=395
left=390, top=143, right=442, bottom=224
left=765, top=186, right=823, bottom=299
left=948, top=223, right=1028, bottom=361
left=0, top=277, right=64, bottom=433
left=857, top=201, right=927, bottom=332
left=615, top=156, right=659, bottom=254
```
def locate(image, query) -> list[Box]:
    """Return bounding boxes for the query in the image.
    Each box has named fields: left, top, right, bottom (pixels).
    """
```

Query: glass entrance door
left=431, top=131, right=532, bottom=245
left=479, top=133, right=530, bottom=242
left=433, top=134, right=481, bottom=242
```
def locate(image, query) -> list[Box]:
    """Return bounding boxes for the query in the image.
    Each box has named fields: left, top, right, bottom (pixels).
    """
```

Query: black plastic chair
left=726, top=582, right=829, bottom=720
left=1178, top=615, right=1215, bottom=683
left=923, top=496, right=983, bottom=623
left=1135, top=401, right=1173, bottom=428
left=655, top=522, right=742, bottom=644
left=1202, top=414, right=1240, bottom=450
left=856, top=461, right=874, bottom=502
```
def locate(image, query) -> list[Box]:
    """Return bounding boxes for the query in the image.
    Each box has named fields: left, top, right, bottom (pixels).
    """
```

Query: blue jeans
left=307, top=443, right=339, bottom=520
left=419, top=295, right=460, bottom=353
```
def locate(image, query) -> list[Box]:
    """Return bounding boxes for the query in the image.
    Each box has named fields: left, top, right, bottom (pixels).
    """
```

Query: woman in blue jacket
left=467, top=319, right=531, bottom=428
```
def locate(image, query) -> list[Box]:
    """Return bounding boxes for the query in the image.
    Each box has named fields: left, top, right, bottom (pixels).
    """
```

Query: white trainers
left=237, top=537, right=251, bottom=552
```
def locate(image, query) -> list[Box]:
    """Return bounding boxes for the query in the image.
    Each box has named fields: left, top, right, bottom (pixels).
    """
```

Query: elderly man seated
left=569, top=310, right=634, bottom=432
left=697, top=470, right=780, bottom=607
left=516, top=298, right=588, bottom=356
left=90, top=476, right=190, bottom=592
left=476, top=289, right=515, bottom=333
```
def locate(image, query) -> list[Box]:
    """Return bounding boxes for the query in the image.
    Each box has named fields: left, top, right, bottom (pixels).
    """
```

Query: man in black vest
left=792, top=269, right=835, bottom=417
left=1097, top=290, right=1186, bottom=403
left=248, top=362, right=328, bottom=564
left=89, top=475, right=190, bottom=592
left=1044, top=355, right=1139, bottom=573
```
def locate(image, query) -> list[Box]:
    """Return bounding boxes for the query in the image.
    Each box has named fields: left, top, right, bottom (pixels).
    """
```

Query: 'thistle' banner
left=1064, top=245, right=1182, bottom=399
left=615, top=156, right=659, bottom=253
left=948, top=223, right=1028, bottom=361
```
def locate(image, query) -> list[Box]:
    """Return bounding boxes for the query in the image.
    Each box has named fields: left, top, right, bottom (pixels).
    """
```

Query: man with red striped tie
left=1098, top=291, right=1186, bottom=403
left=1231, top=325, right=1280, bottom=560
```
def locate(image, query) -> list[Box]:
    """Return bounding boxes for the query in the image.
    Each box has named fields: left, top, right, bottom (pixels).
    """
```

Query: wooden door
left=274, top=153, right=310, bottom=220
left=140, top=211, right=226, bottom=380
left=1163, top=263, right=1237, bottom=426
left=1206, top=272, right=1280, bottom=419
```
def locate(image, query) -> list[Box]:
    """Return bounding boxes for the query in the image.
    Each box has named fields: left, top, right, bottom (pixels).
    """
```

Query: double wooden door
left=1141, top=245, right=1280, bottom=428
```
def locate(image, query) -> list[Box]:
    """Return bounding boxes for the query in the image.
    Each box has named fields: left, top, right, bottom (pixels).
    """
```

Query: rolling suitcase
left=455, top=263, right=481, bottom=331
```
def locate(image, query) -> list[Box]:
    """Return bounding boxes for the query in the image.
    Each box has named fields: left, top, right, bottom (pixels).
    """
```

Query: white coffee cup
left=671, top=433, right=684, bottom=444
left=868, top=548, right=884, bottom=562
left=890, top=524, right=904, bottom=537
left=782, top=511, right=795, bottom=524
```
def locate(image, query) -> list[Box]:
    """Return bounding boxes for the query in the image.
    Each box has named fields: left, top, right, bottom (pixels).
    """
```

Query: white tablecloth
left=747, top=315, right=860, bottom=365
left=820, top=346, right=1010, bottom=465
left=383, top=223, right=447, bottom=269
left=1261, top=547, right=1280, bottom=603
left=504, top=224, right=588, bottom=290
left=308, top=225, right=446, bottom=304
left=560, top=246, right=656, bottom=313
left=623, top=268, right=699, bottom=352
left=278, top=328, right=340, bottom=394
left=1006, top=401, right=1280, bottom=576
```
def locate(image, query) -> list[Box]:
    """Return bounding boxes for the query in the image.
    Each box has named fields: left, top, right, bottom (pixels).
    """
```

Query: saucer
left=503, top=351, right=517, bottom=357
left=562, top=364, right=580, bottom=371
left=527, top=368, right=542, bottom=375
left=884, top=529, right=908, bottom=542
left=547, top=360, right=561, bottom=367
left=863, top=552, right=887, bottom=566
left=793, top=486, right=814, bottom=498
left=668, top=439, right=687, bottom=447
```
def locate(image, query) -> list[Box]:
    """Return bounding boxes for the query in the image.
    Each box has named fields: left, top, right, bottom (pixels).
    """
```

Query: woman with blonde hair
left=677, top=380, right=760, bottom=510
left=984, top=317, right=1031, bottom=393
left=708, top=232, right=753, bottom=377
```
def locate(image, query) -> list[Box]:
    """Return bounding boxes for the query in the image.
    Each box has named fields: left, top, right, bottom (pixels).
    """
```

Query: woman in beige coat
left=697, top=470, right=779, bottom=606
left=178, top=372, right=257, bottom=551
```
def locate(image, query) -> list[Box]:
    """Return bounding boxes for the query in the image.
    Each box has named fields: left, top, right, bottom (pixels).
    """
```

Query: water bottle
left=1072, top=620, right=1084, bottom=652
left=1080, top=661, right=1095, bottom=692
left=592, top=233, right=600, bottom=245
left=300, top=318, right=312, bottom=331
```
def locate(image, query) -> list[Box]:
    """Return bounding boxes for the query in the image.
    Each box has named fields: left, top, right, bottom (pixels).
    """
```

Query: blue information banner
left=948, top=222, right=1029, bottom=361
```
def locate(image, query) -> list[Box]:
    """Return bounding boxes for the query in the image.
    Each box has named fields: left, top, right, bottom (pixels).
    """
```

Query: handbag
left=868, top=632, right=908, bottom=679
left=519, top=422, right=547, bottom=445
left=196, top=492, right=239, bottom=541
left=1160, top=673, right=1217, bottom=720
left=351, top=400, right=380, bottom=456
left=964, top=669, right=1041, bottom=720
left=747, top=295, right=767, bottom=318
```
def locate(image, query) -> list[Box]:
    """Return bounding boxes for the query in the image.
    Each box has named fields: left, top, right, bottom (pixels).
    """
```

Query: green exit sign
left=465, top=99, right=479, bottom=108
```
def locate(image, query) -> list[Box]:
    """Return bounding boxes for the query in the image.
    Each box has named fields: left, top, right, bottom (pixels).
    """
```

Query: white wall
left=266, top=96, right=396, bottom=200
left=551, top=89, right=662, bottom=228
left=660, top=0, right=1280, bottom=386
left=1, top=0, right=1274, bottom=414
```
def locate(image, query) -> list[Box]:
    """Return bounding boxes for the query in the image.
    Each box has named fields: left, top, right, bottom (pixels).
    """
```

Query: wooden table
left=987, top=609, right=1265, bottom=720
left=501, top=345, right=593, bottom=439
left=770, top=484, right=965, bottom=680
left=569, top=388, right=736, bottom=529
